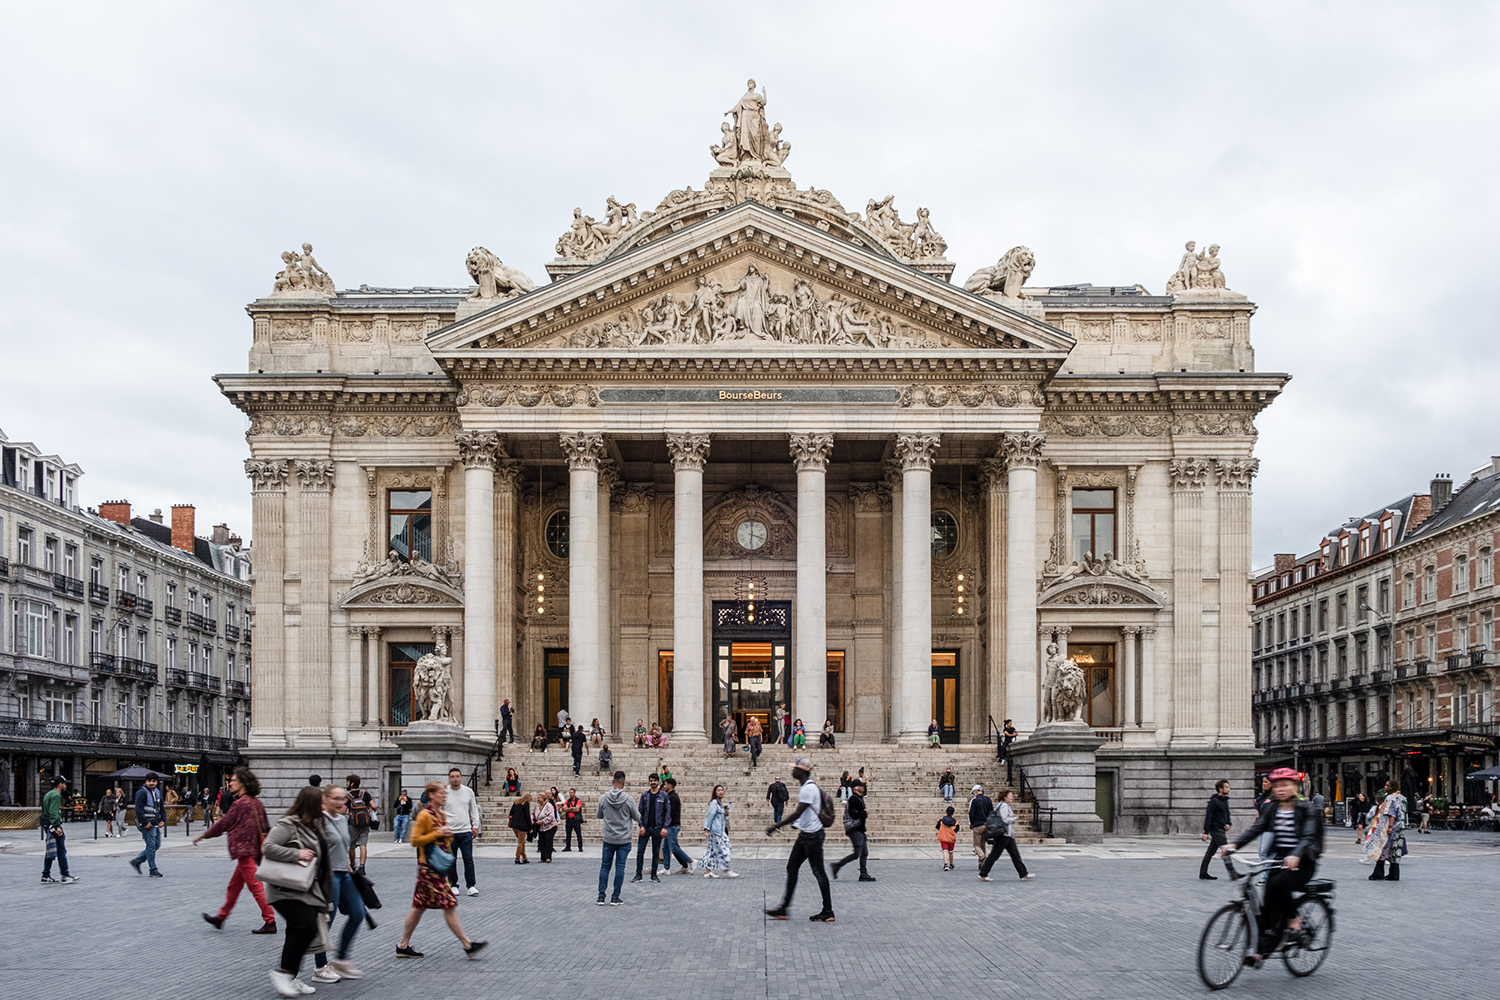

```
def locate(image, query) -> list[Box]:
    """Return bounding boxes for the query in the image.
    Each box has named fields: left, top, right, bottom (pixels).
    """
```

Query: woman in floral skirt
left=396, top=780, right=487, bottom=960
left=696, top=784, right=738, bottom=879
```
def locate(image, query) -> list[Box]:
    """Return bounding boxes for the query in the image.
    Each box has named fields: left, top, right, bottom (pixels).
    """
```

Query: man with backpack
left=765, top=776, right=789, bottom=825
left=764, top=757, right=835, bottom=922
left=967, top=784, right=993, bottom=868
left=345, top=774, right=375, bottom=875
left=830, top=777, right=873, bottom=882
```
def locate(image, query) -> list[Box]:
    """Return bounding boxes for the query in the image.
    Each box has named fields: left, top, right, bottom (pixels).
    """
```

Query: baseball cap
left=972, top=784, right=983, bottom=793
left=793, top=757, right=814, bottom=772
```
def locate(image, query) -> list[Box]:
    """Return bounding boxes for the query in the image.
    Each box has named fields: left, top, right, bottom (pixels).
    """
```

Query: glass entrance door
left=711, top=600, right=791, bottom=741
left=722, top=642, right=779, bottom=736
left=931, top=650, right=960, bottom=743
left=543, top=648, right=568, bottom=738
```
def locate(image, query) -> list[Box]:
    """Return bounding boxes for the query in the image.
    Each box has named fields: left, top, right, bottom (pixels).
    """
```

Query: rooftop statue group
left=1166, top=240, right=1231, bottom=294
left=271, top=242, right=335, bottom=296
left=712, top=79, right=792, bottom=169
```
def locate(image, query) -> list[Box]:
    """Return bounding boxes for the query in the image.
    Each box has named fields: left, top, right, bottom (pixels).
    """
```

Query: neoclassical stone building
left=219, top=86, right=1286, bottom=830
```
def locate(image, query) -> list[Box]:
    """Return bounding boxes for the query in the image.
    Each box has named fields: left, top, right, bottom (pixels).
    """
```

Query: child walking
left=936, top=805, right=959, bottom=871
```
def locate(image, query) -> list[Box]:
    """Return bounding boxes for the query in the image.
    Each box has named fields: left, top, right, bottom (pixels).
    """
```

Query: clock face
left=736, top=519, right=768, bottom=551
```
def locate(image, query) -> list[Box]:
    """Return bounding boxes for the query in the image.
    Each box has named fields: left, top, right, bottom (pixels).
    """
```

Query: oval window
left=546, top=509, right=570, bottom=559
left=931, top=510, right=958, bottom=558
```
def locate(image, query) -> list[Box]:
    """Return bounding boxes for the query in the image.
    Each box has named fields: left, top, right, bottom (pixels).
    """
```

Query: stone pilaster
left=896, top=433, right=939, bottom=743
left=667, top=432, right=710, bottom=740
left=1141, top=625, right=1158, bottom=734
left=1122, top=625, right=1139, bottom=728
left=494, top=460, right=522, bottom=732
left=1170, top=457, right=1211, bottom=744
left=1215, top=457, right=1259, bottom=746
left=363, top=626, right=383, bottom=726
left=981, top=457, right=1008, bottom=733
left=561, top=432, right=606, bottom=732
left=614, top=483, right=654, bottom=730
left=1002, top=431, right=1045, bottom=735
left=244, top=459, right=289, bottom=746
left=597, top=462, right=618, bottom=735
left=293, top=459, right=335, bottom=746
left=790, top=432, right=834, bottom=731
left=884, top=461, right=904, bottom=740
left=344, top=625, right=362, bottom=736
left=457, top=430, right=500, bottom=736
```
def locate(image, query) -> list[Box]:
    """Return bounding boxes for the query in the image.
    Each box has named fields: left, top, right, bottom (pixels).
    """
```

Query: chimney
left=149, top=508, right=164, bottom=524
left=99, top=500, right=131, bottom=526
left=1407, top=494, right=1432, bottom=530
left=1492, top=456, right=1500, bottom=477
left=212, top=523, right=232, bottom=545
left=1430, top=474, right=1453, bottom=512
left=1273, top=553, right=1296, bottom=573
left=170, top=504, right=196, bottom=553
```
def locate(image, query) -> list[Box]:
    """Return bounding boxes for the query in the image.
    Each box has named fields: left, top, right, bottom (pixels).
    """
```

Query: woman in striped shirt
left=1222, top=767, right=1323, bottom=964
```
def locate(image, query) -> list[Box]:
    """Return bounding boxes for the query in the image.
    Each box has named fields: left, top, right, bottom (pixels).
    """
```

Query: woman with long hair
left=195, top=766, right=276, bottom=934
left=396, top=780, right=486, bottom=960
left=508, top=793, right=532, bottom=863
left=589, top=718, right=605, bottom=747
left=696, top=784, right=738, bottom=879
left=503, top=768, right=520, bottom=796
left=532, top=790, right=560, bottom=863
left=260, top=786, right=332, bottom=996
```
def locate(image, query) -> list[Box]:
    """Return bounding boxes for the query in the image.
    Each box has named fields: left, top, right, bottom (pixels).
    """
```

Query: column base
left=246, top=728, right=287, bottom=749
left=897, top=729, right=934, bottom=746
left=669, top=727, right=707, bottom=743
left=1170, top=728, right=1211, bottom=748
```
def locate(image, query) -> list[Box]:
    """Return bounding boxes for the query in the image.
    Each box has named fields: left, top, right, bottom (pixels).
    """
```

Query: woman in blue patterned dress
left=697, top=785, right=738, bottom=879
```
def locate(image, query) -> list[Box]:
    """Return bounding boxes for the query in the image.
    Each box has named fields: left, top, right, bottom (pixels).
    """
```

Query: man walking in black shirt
left=1199, top=779, right=1232, bottom=880
left=632, top=774, right=670, bottom=884
left=967, top=784, right=994, bottom=869
left=830, top=778, right=873, bottom=881
left=766, top=777, right=789, bottom=825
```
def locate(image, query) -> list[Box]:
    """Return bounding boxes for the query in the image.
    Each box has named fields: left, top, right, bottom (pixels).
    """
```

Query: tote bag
left=256, top=854, right=317, bottom=892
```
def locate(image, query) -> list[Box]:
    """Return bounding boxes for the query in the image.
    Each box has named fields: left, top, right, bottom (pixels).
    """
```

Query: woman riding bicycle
left=1220, top=767, right=1323, bottom=965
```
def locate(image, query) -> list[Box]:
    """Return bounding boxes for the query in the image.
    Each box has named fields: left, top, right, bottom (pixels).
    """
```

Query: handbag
left=256, top=854, right=317, bottom=891
left=351, top=870, right=382, bottom=910
left=425, top=841, right=456, bottom=876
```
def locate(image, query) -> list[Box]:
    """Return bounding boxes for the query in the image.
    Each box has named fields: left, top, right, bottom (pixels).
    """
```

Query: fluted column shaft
left=294, top=461, right=334, bottom=742
left=1170, top=458, right=1209, bottom=743
left=1122, top=626, right=1139, bottom=727
left=897, top=434, right=939, bottom=742
left=1216, top=458, right=1259, bottom=744
left=668, top=433, right=710, bottom=740
left=1003, top=432, right=1045, bottom=735
left=457, top=431, right=500, bottom=736
left=562, top=433, right=605, bottom=732
left=494, top=461, right=520, bottom=731
left=885, top=462, right=904, bottom=740
left=791, top=433, right=834, bottom=731
left=244, top=460, right=289, bottom=744
left=982, top=458, right=1008, bottom=732
left=597, top=465, right=618, bottom=735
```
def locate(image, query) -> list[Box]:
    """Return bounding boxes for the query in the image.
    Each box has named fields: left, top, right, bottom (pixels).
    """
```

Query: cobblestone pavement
left=4, top=827, right=1494, bottom=999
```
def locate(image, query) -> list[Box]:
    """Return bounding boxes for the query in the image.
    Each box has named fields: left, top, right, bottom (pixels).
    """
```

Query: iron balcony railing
left=167, top=667, right=189, bottom=687
left=89, top=651, right=119, bottom=674
left=0, top=716, right=241, bottom=754
left=119, top=658, right=158, bottom=683
left=226, top=679, right=249, bottom=698
left=164, top=606, right=182, bottom=625
left=52, top=574, right=84, bottom=598
left=133, top=596, right=154, bottom=617
left=88, top=582, right=109, bottom=604
left=224, top=624, right=240, bottom=641
left=116, top=591, right=140, bottom=612
left=186, top=612, right=217, bottom=634
left=188, top=671, right=221, bottom=693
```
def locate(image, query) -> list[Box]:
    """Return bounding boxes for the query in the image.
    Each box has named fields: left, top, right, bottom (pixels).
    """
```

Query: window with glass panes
left=388, top=642, right=436, bottom=726
left=388, top=490, right=433, bottom=563
left=1071, top=489, right=1116, bottom=563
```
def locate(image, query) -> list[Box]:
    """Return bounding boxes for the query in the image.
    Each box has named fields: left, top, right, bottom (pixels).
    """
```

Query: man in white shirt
left=442, top=767, right=483, bottom=896
left=763, top=757, right=834, bottom=922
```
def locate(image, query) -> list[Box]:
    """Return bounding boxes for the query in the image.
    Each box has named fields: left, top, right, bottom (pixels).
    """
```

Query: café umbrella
left=1464, top=765, right=1500, bottom=781
left=101, top=765, right=169, bottom=781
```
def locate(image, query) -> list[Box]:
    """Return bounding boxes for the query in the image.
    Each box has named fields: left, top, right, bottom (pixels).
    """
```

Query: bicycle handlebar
left=1221, top=849, right=1283, bottom=881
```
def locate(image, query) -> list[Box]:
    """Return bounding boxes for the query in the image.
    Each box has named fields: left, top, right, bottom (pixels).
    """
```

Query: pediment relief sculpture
left=466, top=248, right=535, bottom=302
left=704, top=485, right=797, bottom=560
left=561, top=262, right=947, bottom=351
left=350, top=548, right=463, bottom=592
left=341, top=577, right=463, bottom=608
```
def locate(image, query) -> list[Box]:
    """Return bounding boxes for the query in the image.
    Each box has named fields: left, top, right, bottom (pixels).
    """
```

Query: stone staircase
left=473, top=741, right=1064, bottom=846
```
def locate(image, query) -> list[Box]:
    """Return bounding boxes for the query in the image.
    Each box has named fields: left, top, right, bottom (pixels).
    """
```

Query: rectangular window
left=167, top=696, right=177, bottom=733
left=1318, top=600, right=1329, bottom=632
left=18, top=528, right=32, bottom=566
left=137, top=572, right=149, bottom=598
left=1378, top=578, right=1391, bottom=615
left=1455, top=554, right=1469, bottom=595
left=116, top=692, right=128, bottom=728
left=202, top=646, right=213, bottom=673
left=63, top=615, right=77, bottom=664
left=44, top=688, right=71, bottom=723
left=1356, top=585, right=1368, bottom=622
left=117, top=565, right=129, bottom=591
left=136, top=629, right=148, bottom=661
left=1070, top=489, right=1116, bottom=564
left=1403, top=574, right=1415, bottom=608
left=1483, top=611, right=1494, bottom=651
left=203, top=594, right=213, bottom=619
left=24, top=602, right=47, bottom=657
left=1066, top=643, right=1116, bottom=727
left=1458, top=684, right=1470, bottom=725
left=826, top=651, right=845, bottom=731
left=1425, top=566, right=1436, bottom=602
left=1336, top=592, right=1348, bottom=629
left=136, top=694, right=150, bottom=730
left=1356, top=636, right=1368, bottom=673
left=91, top=689, right=101, bottom=725
left=90, top=618, right=102, bottom=654
left=89, top=557, right=103, bottom=586
left=1426, top=625, right=1437, bottom=661
left=166, top=583, right=177, bottom=608
left=1456, top=616, right=1470, bottom=654
left=1404, top=628, right=1415, bottom=663
left=1277, top=614, right=1286, bottom=644
left=1302, top=603, right=1313, bottom=637
left=228, top=707, right=238, bottom=742
left=43, top=537, right=57, bottom=572
left=166, top=636, right=177, bottom=670
left=1481, top=548, right=1494, bottom=588
left=1336, top=643, right=1348, bottom=679
left=1253, top=622, right=1262, bottom=651
left=1317, top=646, right=1328, bottom=682
left=389, top=490, right=434, bottom=564
left=63, top=543, right=77, bottom=578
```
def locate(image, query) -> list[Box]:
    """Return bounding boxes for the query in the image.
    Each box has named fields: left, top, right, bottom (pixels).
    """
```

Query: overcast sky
left=3, top=2, right=1497, bottom=567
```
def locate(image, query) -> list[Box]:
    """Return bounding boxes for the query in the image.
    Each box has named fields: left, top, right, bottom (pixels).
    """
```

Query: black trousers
left=538, top=826, right=557, bottom=862
left=749, top=736, right=761, bottom=766
left=565, top=817, right=583, bottom=850
left=834, top=830, right=868, bottom=875
left=980, top=834, right=1028, bottom=879
left=778, top=829, right=833, bottom=913
left=1260, top=861, right=1315, bottom=952
left=635, top=830, right=662, bottom=876
left=500, top=717, right=514, bottom=743
left=1200, top=830, right=1227, bottom=876
left=271, top=898, right=320, bottom=975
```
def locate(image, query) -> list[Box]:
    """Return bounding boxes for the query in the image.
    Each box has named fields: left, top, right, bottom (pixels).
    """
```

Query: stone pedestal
left=1010, top=722, right=1106, bottom=843
left=393, top=722, right=493, bottom=794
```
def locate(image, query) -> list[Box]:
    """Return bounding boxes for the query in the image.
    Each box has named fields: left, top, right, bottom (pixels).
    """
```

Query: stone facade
left=220, top=89, right=1285, bottom=832
left=0, top=429, right=252, bottom=806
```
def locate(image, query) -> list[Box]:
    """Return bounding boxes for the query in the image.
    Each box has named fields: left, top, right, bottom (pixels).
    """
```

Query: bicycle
left=1196, top=851, right=1336, bottom=990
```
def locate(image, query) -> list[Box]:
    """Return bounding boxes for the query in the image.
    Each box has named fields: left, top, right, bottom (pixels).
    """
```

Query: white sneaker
left=311, top=966, right=340, bottom=983
left=292, top=980, right=317, bottom=996
left=329, top=961, right=363, bottom=979
left=449, top=885, right=459, bottom=895
left=269, top=971, right=299, bottom=998
left=725, top=871, right=740, bottom=878
left=1020, top=874, right=1036, bottom=882
left=466, top=886, right=479, bottom=896
left=703, top=870, right=718, bottom=878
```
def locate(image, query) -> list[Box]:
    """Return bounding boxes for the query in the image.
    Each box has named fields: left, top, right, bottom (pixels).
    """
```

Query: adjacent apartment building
left=1, top=428, right=253, bottom=806
left=1252, top=457, right=1500, bottom=806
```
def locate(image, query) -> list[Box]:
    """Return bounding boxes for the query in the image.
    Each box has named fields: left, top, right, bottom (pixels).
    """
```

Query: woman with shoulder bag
left=532, top=791, right=560, bottom=862
left=195, top=766, right=276, bottom=934
left=259, top=786, right=333, bottom=997
left=396, top=780, right=486, bottom=960
left=508, top=793, right=533, bottom=864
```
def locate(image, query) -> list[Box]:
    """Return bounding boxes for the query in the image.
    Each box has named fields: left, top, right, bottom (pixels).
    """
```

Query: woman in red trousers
left=194, top=766, right=277, bottom=934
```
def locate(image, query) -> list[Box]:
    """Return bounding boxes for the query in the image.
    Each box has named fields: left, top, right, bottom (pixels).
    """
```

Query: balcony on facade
left=51, top=574, right=84, bottom=599
left=0, top=716, right=241, bottom=754
left=185, top=612, right=217, bottom=635
left=225, top=679, right=249, bottom=698
left=167, top=668, right=219, bottom=694
left=88, top=582, right=108, bottom=604
left=164, top=605, right=181, bottom=625
left=92, top=653, right=158, bottom=683
left=224, top=624, right=240, bottom=641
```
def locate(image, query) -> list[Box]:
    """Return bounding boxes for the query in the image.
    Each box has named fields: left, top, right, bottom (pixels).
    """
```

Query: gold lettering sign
left=718, top=390, right=786, bottom=401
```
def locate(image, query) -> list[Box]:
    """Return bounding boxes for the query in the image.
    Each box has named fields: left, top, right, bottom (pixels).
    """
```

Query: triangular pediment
left=425, top=202, right=1074, bottom=358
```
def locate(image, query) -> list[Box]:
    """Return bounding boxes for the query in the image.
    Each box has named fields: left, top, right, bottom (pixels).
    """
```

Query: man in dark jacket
left=570, top=725, right=587, bottom=776
left=967, top=784, right=994, bottom=867
left=830, top=779, right=873, bottom=881
left=766, top=778, right=789, bottom=825
left=661, top=777, right=694, bottom=875
left=130, top=775, right=166, bottom=877
left=631, top=774, right=670, bottom=883
left=1199, top=779, right=1232, bottom=880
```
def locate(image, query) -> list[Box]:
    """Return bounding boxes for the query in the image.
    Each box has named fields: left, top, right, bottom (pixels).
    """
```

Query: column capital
left=789, top=432, right=834, bottom=473
left=560, top=432, right=607, bottom=472
left=1140, top=626, right=1158, bottom=638
left=666, top=432, right=711, bottom=472
left=1037, top=623, right=1073, bottom=636
left=1122, top=625, right=1142, bottom=636
left=1168, top=457, right=1211, bottom=491
left=430, top=625, right=452, bottom=640
left=894, top=433, right=940, bottom=472
left=361, top=625, right=383, bottom=638
left=597, top=461, right=621, bottom=496
left=1213, top=457, right=1260, bottom=491
left=245, top=459, right=290, bottom=492
left=1000, top=431, right=1046, bottom=469
left=495, top=459, right=524, bottom=493
left=293, top=459, right=335, bottom=493
left=980, top=457, right=1008, bottom=491
left=345, top=626, right=363, bottom=639
left=882, top=460, right=904, bottom=493
left=455, top=430, right=501, bottom=469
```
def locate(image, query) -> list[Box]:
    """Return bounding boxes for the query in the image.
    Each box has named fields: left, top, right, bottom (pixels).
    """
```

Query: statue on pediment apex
left=726, top=79, right=773, bottom=164
left=466, top=247, right=535, bottom=302
left=964, top=246, right=1035, bottom=301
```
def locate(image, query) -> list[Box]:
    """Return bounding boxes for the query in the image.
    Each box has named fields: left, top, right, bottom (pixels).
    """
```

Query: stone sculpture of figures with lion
left=964, top=246, right=1035, bottom=301
left=413, top=641, right=457, bottom=725
left=466, top=247, right=535, bottom=302
left=1041, top=642, right=1087, bottom=725
left=1166, top=240, right=1231, bottom=293
left=271, top=242, right=336, bottom=296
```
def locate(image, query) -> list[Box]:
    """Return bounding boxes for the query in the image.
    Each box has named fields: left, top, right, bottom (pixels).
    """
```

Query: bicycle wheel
left=1198, top=903, right=1251, bottom=990
left=1282, top=896, right=1334, bottom=977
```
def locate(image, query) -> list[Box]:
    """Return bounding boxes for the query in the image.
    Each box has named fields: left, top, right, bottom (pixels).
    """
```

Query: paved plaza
left=4, top=825, right=1495, bottom=998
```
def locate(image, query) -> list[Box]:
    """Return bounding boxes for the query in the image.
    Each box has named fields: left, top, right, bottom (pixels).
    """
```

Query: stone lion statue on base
left=466, top=247, right=536, bottom=302
left=964, top=246, right=1035, bottom=301
left=412, top=641, right=457, bottom=725
left=1041, top=642, right=1087, bottom=725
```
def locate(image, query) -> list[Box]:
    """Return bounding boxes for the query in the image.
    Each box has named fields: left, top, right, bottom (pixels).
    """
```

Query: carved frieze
left=346, top=582, right=459, bottom=606
left=899, top=383, right=1042, bottom=408
left=1171, top=412, right=1257, bottom=437
left=455, top=384, right=600, bottom=409
left=1044, top=412, right=1173, bottom=438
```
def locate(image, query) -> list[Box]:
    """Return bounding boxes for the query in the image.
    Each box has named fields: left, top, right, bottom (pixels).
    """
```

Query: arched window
left=546, top=510, right=570, bottom=559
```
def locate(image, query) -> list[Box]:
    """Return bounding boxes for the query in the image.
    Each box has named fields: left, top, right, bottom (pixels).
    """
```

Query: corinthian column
left=293, top=460, right=335, bottom=744
left=1215, top=457, right=1259, bottom=746
left=244, top=459, right=289, bottom=746
left=1001, top=431, right=1045, bottom=735
left=457, top=430, right=499, bottom=736
left=597, top=463, right=619, bottom=735
left=667, top=432, right=710, bottom=741
left=561, top=432, right=605, bottom=733
left=884, top=461, right=903, bottom=739
left=790, top=433, right=834, bottom=730
left=981, top=457, right=1008, bottom=733
left=1169, top=457, right=1210, bottom=744
left=896, top=433, right=939, bottom=743
left=495, top=460, right=522, bottom=730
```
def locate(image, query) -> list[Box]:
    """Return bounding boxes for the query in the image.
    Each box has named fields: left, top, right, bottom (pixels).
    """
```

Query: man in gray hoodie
left=596, top=771, right=640, bottom=906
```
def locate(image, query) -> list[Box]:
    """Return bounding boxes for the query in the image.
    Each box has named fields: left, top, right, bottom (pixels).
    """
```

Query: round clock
left=736, top=519, right=768, bottom=551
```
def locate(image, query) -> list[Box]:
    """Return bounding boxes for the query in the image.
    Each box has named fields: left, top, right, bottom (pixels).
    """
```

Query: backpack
left=348, top=793, right=371, bottom=831
left=984, top=805, right=1008, bottom=840
left=816, top=786, right=836, bottom=829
